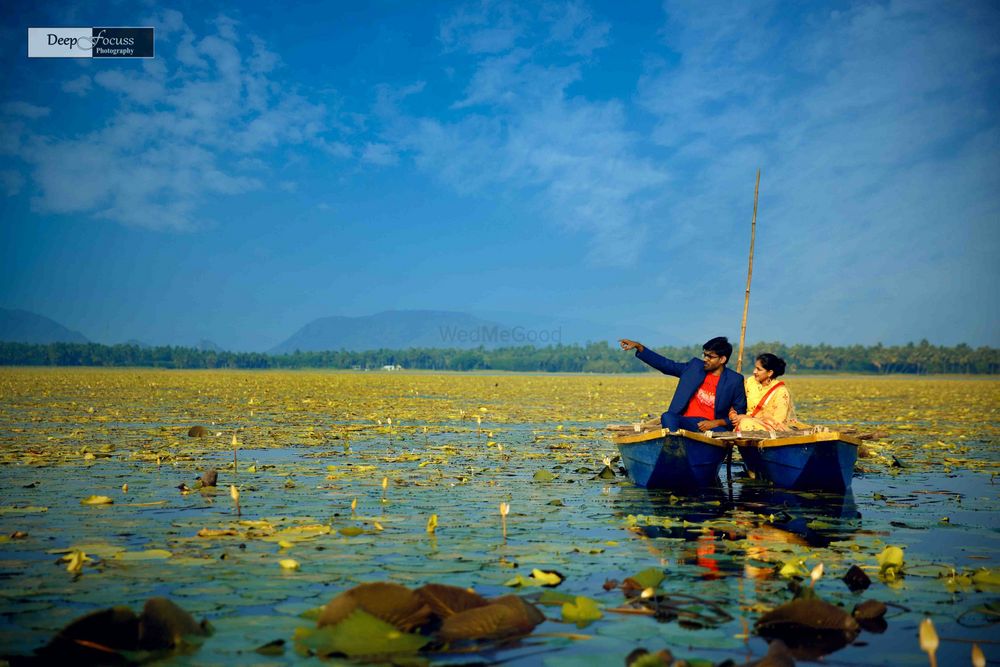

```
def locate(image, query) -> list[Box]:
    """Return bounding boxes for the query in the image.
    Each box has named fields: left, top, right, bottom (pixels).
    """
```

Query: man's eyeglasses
left=702, top=352, right=721, bottom=360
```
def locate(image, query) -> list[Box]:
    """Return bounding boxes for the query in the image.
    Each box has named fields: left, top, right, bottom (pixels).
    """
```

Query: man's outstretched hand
left=619, top=339, right=645, bottom=353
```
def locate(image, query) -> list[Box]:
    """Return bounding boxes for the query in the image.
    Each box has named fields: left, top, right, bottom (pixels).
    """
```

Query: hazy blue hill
left=196, top=339, right=223, bottom=352
left=270, top=310, right=512, bottom=353
left=0, top=308, right=89, bottom=344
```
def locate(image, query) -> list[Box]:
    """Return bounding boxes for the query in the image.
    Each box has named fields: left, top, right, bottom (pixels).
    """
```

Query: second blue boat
left=736, top=432, right=861, bottom=493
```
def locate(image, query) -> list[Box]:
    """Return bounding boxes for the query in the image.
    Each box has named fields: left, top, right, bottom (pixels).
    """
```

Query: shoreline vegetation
left=1, top=340, right=997, bottom=374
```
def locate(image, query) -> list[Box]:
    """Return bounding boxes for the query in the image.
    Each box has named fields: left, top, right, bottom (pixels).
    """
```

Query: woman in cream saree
left=731, top=353, right=802, bottom=432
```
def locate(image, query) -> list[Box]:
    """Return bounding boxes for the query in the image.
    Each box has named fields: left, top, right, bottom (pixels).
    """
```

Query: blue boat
left=736, top=432, right=861, bottom=492
left=613, top=428, right=732, bottom=489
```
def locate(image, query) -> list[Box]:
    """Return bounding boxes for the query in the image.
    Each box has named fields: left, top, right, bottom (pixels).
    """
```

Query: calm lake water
left=0, top=369, right=997, bottom=665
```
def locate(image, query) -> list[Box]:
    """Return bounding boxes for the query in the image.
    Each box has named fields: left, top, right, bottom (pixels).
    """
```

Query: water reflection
left=612, top=482, right=863, bottom=581
left=737, top=484, right=861, bottom=548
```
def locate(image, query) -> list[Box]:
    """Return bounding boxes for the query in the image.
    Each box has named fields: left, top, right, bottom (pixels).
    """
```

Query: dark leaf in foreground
left=624, top=647, right=674, bottom=666
left=253, top=639, right=285, bottom=655
left=43, top=606, right=140, bottom=655
left=199, top=469, right=218, bottom=487
left=138, top=597, right=211, bottom=649
left=852, top=599, right=888, bottom=633
left=842, top=564, right=871, bottom=592
left=756, top=598, right=859, bottom=659
left=415, top=583, right=488, bottom=619
left=29, top=598, right=209, bottom=665
left=852, top=599, right=887, bottom=621
left=743, top=639, right=795, bottom=667
left=438, top=594, right=545, bottom=641
left=318, top=582, right=431, bottom=632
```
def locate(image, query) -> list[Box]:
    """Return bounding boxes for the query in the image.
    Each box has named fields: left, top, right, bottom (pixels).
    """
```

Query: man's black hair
left=703, top=336, right=733, bottom=363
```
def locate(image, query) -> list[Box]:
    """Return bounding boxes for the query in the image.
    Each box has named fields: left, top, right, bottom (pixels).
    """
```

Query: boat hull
left=737, top=433, right=859, bottom=492
left=615, top=429, right=730, bottom=489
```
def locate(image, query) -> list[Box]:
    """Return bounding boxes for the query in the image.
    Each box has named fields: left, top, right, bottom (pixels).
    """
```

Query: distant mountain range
left=0, top=308, right=89, bottom=344
left=0, top=307, right=676, bottom=352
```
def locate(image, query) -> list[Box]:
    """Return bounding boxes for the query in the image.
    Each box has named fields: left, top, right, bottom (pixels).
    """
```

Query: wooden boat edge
left=615, top=429, right=862, bottom=449
left=735, top=431, right=862, bottom=448
left=613, top=428, right=730, bottom=448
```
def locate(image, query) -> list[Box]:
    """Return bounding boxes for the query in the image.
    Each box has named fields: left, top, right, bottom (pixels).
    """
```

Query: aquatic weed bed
left=0, top=369, right=998, bottom=665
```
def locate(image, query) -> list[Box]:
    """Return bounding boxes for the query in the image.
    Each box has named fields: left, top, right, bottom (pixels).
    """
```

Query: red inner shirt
left=682, top=373, right=719, bottom=420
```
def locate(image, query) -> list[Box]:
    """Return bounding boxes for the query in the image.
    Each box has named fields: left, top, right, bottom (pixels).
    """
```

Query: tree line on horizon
left=0, top=340, right=997, bottom=374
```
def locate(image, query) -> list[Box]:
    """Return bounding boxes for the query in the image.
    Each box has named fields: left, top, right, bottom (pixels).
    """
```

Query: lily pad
left=298, top=609, right=429, bottom=657
left=562, top=596, right=603, bottom=628
left=623, top=567, right=665, bottom=593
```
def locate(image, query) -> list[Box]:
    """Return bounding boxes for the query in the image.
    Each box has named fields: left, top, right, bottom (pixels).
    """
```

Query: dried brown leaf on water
left=34, top=597, right=210, bottom=663
left=415, top=583, right=488, bottom=618
left=852, top=599, right=887, bottom=621
left=757, top=598, right=859, bottom=634
left=852, top=598, right=889, bottom=633
left=438, top=594, right=545, bottom=641
left=744, top=639, right=796, bottom=667
left=138, top=597, right=211, bottom=649
left=318, top=582, right=431, bottom=631
left=41, top=605, right=140, bottom=658
left=756, top=598, right=859, bottom=659
left=254, top=638, right=286, bottom=655
left=842, top=564, right=871, bottom=592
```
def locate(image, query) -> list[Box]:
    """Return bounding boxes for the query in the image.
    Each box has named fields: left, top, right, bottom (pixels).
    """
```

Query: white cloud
left=637, top=0, right=1000, bottom=342
left=543, top=1, right=610, bottom=56
left=439, top=2, right=525, bottom=54
left=61, top=75, right=92, bottom=96
left=9, top=11, right=344, bottom=231
left=1, top=102, right=50, bottom=119
left=361, top=143, right=399, bottom=166
left=388, top=2, right=660, bottom=265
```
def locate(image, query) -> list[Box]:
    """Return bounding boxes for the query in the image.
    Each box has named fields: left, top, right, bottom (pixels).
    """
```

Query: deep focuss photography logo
left=27, top=27, right=154, bottom=58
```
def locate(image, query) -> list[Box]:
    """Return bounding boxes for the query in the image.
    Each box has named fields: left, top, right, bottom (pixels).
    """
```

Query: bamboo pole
left=736, top=170, right=760, bottom=374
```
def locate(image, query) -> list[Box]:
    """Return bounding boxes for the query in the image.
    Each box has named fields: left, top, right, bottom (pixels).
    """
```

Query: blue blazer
left=636, top=348, right=747, bottom=427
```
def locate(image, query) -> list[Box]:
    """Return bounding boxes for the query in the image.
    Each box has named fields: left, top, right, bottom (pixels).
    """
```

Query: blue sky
left=1, top=0, right=997, bottom=351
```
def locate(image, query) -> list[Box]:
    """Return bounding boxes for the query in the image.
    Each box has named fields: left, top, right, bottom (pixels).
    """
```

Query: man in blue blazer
left=619, top=336, right=747, bottom=432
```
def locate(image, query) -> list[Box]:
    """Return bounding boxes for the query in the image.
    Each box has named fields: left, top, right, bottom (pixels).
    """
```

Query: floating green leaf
left=504, top=568, right=563, bottom=587
left=297, top=610, right=428, bottom=657
left=537, top=590, right=578, bottom=606
left=624, top=567, right=665, bottom=591
left=561, top=596, right=603, bottom=628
